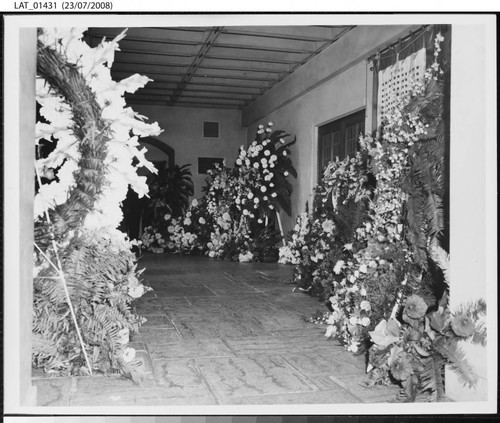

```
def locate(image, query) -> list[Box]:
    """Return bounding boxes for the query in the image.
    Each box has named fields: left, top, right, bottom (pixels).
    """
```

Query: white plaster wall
left=445, top=22, right=496, bottom=403
left=133, top=105, right=247, bottom=199
left=245, top=62, right=367, bottom=233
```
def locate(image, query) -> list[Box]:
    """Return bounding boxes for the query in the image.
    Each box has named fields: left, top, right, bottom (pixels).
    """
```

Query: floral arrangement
left=140, top=225, right=167, bottom=252
left=33, top=27, right=160, bottom=382
left=162, top=198, right=211, bottom=254
left=281, top=32, right=481, bottom=401
left=163, top=123, right=296, bottom=262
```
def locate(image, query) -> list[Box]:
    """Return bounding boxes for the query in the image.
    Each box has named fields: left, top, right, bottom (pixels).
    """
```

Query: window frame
left=317, top=109, right=366, bottom=181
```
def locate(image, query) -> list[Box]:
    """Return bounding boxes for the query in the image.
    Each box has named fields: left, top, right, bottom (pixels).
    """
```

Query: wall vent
left=203, top=121, right=220, bottom=138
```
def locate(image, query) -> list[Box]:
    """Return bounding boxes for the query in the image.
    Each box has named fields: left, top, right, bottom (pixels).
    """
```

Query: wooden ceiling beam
left=168, top=27, right=224, bottom=106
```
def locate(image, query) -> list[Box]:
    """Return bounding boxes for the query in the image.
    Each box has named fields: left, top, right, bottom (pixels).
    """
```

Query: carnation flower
left=236, top=159, right=242, bottom=165
left=128, top=285, right=145, bottom=299
left=271, top=154, right=277, bottom=161
left=261, top=186, right=267, bottom=193
left=253, top=162, right=259, bottom=169
left=404, top=295, right=428, bottom=319
left=254, top=197, right=259, bottom=204
left=284, top=171, right=289, bottom=176
left=261, top=158, right=267, bottom=164
left=164, top=213, right=171, bottom=221
left=360, top=317, right=371, bottom=327
left=264, top=150, right=270, bottom=156
left=347, top=343, right=359, bottom=353
left=390, top=354, right=413, bottom=381
left=247, top=192, right=254, bottom=199
left=167, top=226, right=175, bottom=233
left=451, top=313, right=476, bottom=337
left=198, top=217, right=206, bottom=224
left=263, top=196, right=268, bottom=201
left=360, top=300, right=371, bottom=311
left=333, top=260, right=345, bottom=274
left=183, top=217, right=191, bottom=225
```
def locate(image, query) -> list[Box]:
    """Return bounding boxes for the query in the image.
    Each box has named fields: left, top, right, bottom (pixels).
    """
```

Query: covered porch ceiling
left=86, top=25, right=355, bottom=109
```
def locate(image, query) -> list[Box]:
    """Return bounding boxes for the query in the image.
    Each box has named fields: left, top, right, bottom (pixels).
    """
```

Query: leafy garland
left=280, top=33, right=486, bottom=401
left=33, top=27, right=161, bottom=382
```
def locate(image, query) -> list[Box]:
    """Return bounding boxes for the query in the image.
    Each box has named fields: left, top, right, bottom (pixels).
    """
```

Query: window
left=317, top=109, right=365, bottom=180
left=198, top=157, right=224, bottom=174
left=203, top=121, right=220, bottom=138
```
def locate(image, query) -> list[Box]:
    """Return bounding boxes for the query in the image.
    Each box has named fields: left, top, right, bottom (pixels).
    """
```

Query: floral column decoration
left=33, top=27, right=162, bottom=382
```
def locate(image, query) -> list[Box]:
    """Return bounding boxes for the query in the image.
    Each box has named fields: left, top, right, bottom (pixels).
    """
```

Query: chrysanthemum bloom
left=390, top=354, right=413, bottom=380
left=322, top=219, right=334, bottom=233
left=404, top=295, right=428, bottom=319
left=451, top=313, right=476, bottom=337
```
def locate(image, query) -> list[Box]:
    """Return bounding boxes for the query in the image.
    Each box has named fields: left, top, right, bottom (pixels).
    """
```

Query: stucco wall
left=242, top=25, right=416, bottom=232
left=133, top=105, right=247, bottom=199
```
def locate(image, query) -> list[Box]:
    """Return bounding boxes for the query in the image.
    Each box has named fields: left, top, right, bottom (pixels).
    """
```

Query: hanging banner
left=377, top=47, right=426, bottom=125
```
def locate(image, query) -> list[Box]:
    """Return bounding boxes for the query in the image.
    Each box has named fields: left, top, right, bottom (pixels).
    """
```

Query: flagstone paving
left=32, top=254, right=400, bottom=407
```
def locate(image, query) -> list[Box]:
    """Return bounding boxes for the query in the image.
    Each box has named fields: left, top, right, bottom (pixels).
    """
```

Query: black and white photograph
left=2, top=9, right=497, bottom=417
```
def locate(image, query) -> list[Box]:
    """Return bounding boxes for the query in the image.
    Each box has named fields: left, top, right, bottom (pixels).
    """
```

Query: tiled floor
left=32, top=254, right=400, bottom=406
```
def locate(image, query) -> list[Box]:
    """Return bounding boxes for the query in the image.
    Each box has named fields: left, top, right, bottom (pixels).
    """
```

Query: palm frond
left=433, top=337, right=478, bottom=388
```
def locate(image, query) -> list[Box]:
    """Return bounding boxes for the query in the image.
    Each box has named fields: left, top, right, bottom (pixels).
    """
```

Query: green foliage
left=144, top=163, right=195, bottom=228
left=33, top=234, right=149, bottom=377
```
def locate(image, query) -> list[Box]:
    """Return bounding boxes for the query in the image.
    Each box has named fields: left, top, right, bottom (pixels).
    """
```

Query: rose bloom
left=199, top=217, right=206, bottom=224
left=404, top=295, right=428, bottom=319
left=451, top=313, right=476, bottom=337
